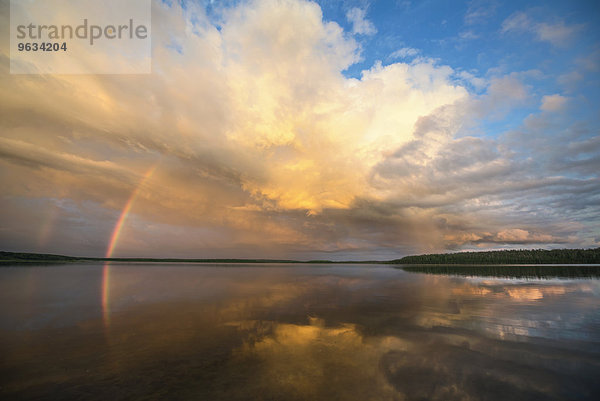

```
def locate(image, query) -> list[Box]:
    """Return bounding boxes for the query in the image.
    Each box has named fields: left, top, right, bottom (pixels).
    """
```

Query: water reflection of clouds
left=218, top=274, right=600, bottom=400
left=424, top=279, right=600, bottom=343
left=230, top=318, right=403, bottom=401
left=98, top=267, right=600, bottom=349
left=229, top=315, right=599, bottom=401
left=2, top=265, right=599, bottom=400
left=448, top=279, right=595, bottom=303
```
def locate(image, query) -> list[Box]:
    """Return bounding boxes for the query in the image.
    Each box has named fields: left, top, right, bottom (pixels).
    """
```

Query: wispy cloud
left=455, top=70, right=487, bottom=91
left=389, top=47, right=419, bottom=60
left=346, top=7, right=377, bottom=36
left=458, top=30, right=479, bottom=40
left=501, top=11, right=583, bottom=47
left=464, top=0, right=498, bottom=25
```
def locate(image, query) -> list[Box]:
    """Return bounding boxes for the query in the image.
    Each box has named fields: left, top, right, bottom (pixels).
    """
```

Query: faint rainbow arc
left=102, top=165, right=157, bottom=328
left=105, top=166, right=157, bottom=259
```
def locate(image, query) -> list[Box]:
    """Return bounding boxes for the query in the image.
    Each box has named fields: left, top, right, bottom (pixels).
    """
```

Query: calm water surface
left=1, top=263, right=599, bottom=400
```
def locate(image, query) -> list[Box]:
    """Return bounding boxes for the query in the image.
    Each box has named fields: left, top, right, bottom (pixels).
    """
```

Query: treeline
left=3, top=248, right=600, bottom=265
left=0, top=251, right=300, bottom=264
left=393, top=248, right=600, bottom=265
left=0, top=251, right=371, bottom=265
left=0, top=251, right=84, bottom=263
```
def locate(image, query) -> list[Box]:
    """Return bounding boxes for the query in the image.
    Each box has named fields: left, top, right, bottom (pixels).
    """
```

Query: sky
left=0, top=0, right=599, bottom=260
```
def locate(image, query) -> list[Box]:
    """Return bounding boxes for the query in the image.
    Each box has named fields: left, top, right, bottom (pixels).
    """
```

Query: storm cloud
left=0, top=0, right=598, bottom=258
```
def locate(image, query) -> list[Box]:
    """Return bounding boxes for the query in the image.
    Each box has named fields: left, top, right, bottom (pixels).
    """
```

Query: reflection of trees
left=401, top=264, right=600, bottom=278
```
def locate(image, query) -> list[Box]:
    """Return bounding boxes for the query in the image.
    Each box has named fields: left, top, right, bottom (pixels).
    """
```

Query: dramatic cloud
left=0, top=0, right=598, bottom=258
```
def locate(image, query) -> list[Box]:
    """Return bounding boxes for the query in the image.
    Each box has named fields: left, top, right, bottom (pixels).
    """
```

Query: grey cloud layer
left=0, top=0, right=597, bottom=257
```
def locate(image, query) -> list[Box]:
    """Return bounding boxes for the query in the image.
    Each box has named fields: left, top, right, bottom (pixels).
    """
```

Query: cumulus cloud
left=0, top=0, right=597, bottom=258
left=540, top=94, right=568, bottom=112
left=346, top=7, right=376, bottom=35
left=369, top=71, right=599, bottom=250
left=0, top=0, right=468, bottom=257
left=495, top=228, right=553, bottom=243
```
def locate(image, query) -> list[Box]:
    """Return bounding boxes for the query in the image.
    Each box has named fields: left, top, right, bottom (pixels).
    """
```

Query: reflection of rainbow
left=101, top=263, right=112, bottom=328
left=102, top=166, right=156, bottom=328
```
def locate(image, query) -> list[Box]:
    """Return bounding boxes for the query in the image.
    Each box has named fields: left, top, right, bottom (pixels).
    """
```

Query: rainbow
left=105, top=166, right=157, bottom=259
left=102, top=165, right=156, bottom=328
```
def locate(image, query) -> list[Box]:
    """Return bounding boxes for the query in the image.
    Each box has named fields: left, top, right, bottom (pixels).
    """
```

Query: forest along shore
left=1, top=248, right=600, bottom=265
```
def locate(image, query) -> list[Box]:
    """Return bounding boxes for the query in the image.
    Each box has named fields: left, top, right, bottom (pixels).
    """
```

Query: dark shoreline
left=2, top=248, right=600, bottom=265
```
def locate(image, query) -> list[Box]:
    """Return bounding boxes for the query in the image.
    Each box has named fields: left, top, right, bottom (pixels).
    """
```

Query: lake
left=1, top=263, right=599, bottom=400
